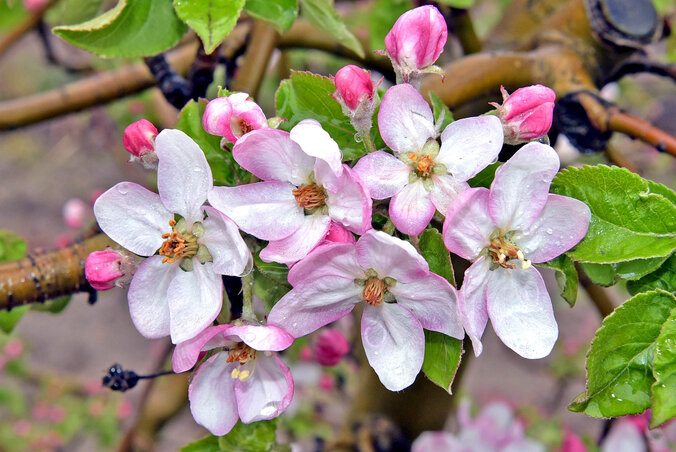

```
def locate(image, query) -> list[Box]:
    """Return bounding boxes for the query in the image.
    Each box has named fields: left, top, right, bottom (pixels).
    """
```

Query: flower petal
left=442, top=187, right=494, bottom=260
left=155, top=129, right=213, bottom=225
left=208, top=182, right=303, bottom=241
left=290, top=119, right=343, bottom=177
left=390, top=179, right=436, bottom=235
left=173, top=324, right=233, bottom=373
left=352, top=151, right=410, bottom=200
left=235, top=354, right=294, bottom=423
left=189, top=354, right=239, bottom=436
left=267, top=277, right=361, bottom=337
left=430, top=174, right=468, bottom=217
left=488, top=142, right=560, bottom=231
left=229, top=324, right=295, bottom=352
left=232, top=128, right=314, bottom=185
left=513, top=194, right=591, bottom=263
left=486, top=267, right=558, bottom=359
left=201, top=206, right=253, bottom=275
left=94, top=182, right=172, bottom=256
left=127, top=255, right=175, bottom=339
left=390, top=273, right=464, bottom=339
left=287, top=242, right=362, bottom=287
left=378, top=84, right=435, bottom=154
left=412, top=432, right=464, bottom=452
left=326, top=165, right=372, bottom=234
left=260, top=213, right=332, bottom=264
left=167, top=261, right=223, bottom=344
left=361, top=303, right=424, bottom=391
left=437, top=115, right=503, bottom=181
left=459, top=257, right=490, bottom=356
left=356, top=230, right=429, bottom=282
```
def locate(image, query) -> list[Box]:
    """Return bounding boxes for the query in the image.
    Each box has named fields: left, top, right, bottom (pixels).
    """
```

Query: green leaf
left=299, top=0, right=364, bottom=58
left=180, top=434, right=222, bottom=452
left=0, top=230, right=27, bottom=263
left=579, top=263, right=616, bottom=286
left=30, top=296, right=72, bottom=314
left=0, top=305, right=30, bottom=334
left=647, top=179, right=676, bottom=205
left=650, top=306, right=676, bottom=427
left=218, top=419, right=278, bottom=452
left=175, top=99, right=248, bottom=186
left=579, top=257, right=670, bottom=287
left=53, top=0, right=188, bottom=58
left=367, top=0, right=412, bottom=51
left=419, top=228, right=455, bottom=287
left=253, top=253, right=291, bottom=312
left=245, top=0, right=298, bottom=34
left=47, top=0, right=105, bottom=26
left=422, top=330, right=463, bottom=393
left=467, top=162, right=501, bottom=189
left=569, top=290, right=676, bottom=418
left=436, top=0, right=475, bottom=7
left=540, top=254, right=578, bottom=306
left=428, top=91, right=454, bottom=132
left=174, top=0, right=244, bottom=54
left=276, top=71, right=366, bottom=161
left=627, top=254, right=676, bottom=296
left=550, top=166, right=676, bottom=263
left=0, top=0, right=28, bottom=32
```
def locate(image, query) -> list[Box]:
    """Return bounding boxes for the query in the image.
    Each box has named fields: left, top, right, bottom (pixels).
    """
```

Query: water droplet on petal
left=546, top=228, right=553, bottom=235
left=117, top=186, right=128, bottom=195
left=259, top=403, right=278, bottom=417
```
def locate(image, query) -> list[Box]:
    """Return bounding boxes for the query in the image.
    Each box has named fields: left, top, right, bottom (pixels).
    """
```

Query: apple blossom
left=202, top=92, right=267, bottom=145
left=490, top=85, right=556, bottom=145
left=442, top=142, right=590, bottom=358
left=208, top=119, right=371, bottom=264
left=354, top=83, right=503, bottom=235
left=268, top=229, right=463, bottom=391
left=172, top=323, right=294, bottom=436
left=84, top=248, right=137, bottom=291
left=123, top=119, right=159, bottom=168
left=94, top=129, right=252, bottom=343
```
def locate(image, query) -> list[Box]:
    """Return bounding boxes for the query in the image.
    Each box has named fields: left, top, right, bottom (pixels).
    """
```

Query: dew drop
left=546, top=228, right=553, bottom=235
left=260, top=403, right=278, bottom=417
left=117, top=186, right=129, bottom=195
left=193, top=167, right=202, bottom=173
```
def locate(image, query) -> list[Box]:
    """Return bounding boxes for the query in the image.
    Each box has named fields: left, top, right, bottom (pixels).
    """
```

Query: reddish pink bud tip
left=496, top=85, right=556, bottom=144
left=314, top=329, right=350, bottom=367
left=334, top=65, right=374, bottom=111
left=84, top=249, right=126, bottom=291
left=123, top=119, right=158, bottom=158
left=385, top=6, right=447, bottom=71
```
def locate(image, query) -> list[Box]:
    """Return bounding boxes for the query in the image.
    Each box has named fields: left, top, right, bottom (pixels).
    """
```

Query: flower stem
left=382, top=219, right=396, bottom=235
left=362, top=133, right=377, bottom=154
left=241, top=272, right=255, bottom=320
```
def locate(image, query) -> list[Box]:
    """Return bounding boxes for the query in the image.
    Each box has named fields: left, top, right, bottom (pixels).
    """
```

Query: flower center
left=362, top=277, right=386, bottom=306
left=487, top=236, right=531, bottom=270
left=230, top=116, right=255, bottom=137
left=159, top=219, right=199, bottom=264
left=227, top=342, right=257, bottom=382
left=293, top=184, right=326, bottom=209
left=408, top=153, right=435, bottom=177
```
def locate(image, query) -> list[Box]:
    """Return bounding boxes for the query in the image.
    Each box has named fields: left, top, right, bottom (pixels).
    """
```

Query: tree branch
left=230, top=20, right=279, bottom=97
left=0, top=0, right=59, bottom=58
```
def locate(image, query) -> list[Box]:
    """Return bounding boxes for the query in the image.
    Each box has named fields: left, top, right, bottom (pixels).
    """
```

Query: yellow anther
left=522, top=260, right=532, bottom=270
left=516, top=250, right=525, bottom=261
left=231, top=368, right=240, bottom=379
left=238, top=369, right=251, bottom=381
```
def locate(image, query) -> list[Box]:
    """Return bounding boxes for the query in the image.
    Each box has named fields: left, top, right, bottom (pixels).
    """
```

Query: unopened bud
left=491, top=85, right=556, bottom=145
left=202, top=93, right=267, bottom=144
left=85, top=248, right=136, bottom=291
left=62, top=198, right=89, bottom=229
left=382, top=6, right=447, bottom=88
left=324, top=223, right=356, bottom=244
left=332, top=65, right=380, bottom=137
left=123, top=119, right=159, bottom=168
left=314, top=329, right=350, bottom=367
left=23, top=0, right=48, bottom=13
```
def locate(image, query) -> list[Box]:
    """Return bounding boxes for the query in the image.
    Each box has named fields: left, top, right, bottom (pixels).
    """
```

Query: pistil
left=293, top=184, right=326, bottom=209
left=362, top=277, right=386, bottom=306
left=488, top=236, right=531, bottom=270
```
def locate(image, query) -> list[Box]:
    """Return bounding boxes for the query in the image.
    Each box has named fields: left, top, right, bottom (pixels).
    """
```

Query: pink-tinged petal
left=437, top=115, right=503, bottom=181
left=232, top=128, right=314, bottom=185
left=430, top=175, right=468, bottom=217
left=189, top=354, right=239, bottom=436
left=202, top=97, right=236, bottom=142
left=390, top=179, right=436, bottom=235
left=353, top=151, right=411, bottom=199
left=94, top=182, right=172, bottom=256
left=326, top=165, right=372, bottom=234
left=173, top=324, right=232, bottom=373
left=235, top=354, right=294, bottom=423
left=488, top=142, right=560, bottom=231
left=227, top=324, right=295, bottom=352
left=127, top=256, right=175, bottom=339
left=356, top=230, right=429, bottom=283
left=514, top=194, right=591, bottom=263
left=601, top=421, right=646, bottom=452
left=208, top=182, right=303, bottom=241
left=267, top=277, right=361, bottom=337
left=361, top=303, right=424, bottom=391
left=385, top=6, right=447, bottom=69
left=378, top=84, right=435, bottom=154
left=290, top=119, right=343, bottom=177
left=503, top=439, right=547, bottom=452
left=155, top=129, right=213, bottom=225
left=166, top=262, right=223, bottom=344
left=201, top=207, right=252, bottom=275
left=288, top=242, right=362, bottom=287
left=324, top=222, right=356, bottom=244
left=260, top=214, right=332, bottom=264
left=442, top=187, right=494, bottom=260
left=390, top=273, right=464, bottom=339
left=459, top=258, right=491, bottom=356
left=412, top=432, right=463, bottom=452
left=486, top=267, right=558, bottom=359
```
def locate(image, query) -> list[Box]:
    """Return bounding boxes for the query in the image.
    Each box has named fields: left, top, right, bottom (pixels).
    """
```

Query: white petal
left=287, top=242, right=362, bottom=287
left=155, top=129, right=213, bottom=225
left=260, top=214, right=331, bottom=264
left=326, top=166, right=372, bottom=235
left=356, top=230, right=429, bottom=283
left=201, top=207, right=252, bottom=276
left=290, top=119, right=343, bottom=177
left=189, top=354, right=239, bottom=436
left=127, top=255, right=175, bottom=339
left=459, top=257, right=490, bottom=356
left=389, top=179, right=436, bottom=236
left=378, top=84, right=435, bottom=154
left=235, top=354, right=294, bottom=422
left=94, top=182, right=172, bottom=256
left=352, top=151, right=410, bottom=200
left=430, top=174, right=468, bottom=217
left=442, top=188, right=494, bottom=261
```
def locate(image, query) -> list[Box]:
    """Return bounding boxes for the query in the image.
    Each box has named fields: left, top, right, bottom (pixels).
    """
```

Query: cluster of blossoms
left=85, top=5, right=590, bottom=437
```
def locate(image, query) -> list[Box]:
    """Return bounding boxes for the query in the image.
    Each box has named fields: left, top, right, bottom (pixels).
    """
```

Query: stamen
left=238, top=369, right=250, bottom=381
left=159, top=220, right=199, bottom=264
left=362, top=278, right=386, bottom=306
left=231, top=368, right=240, bottom=379
left=408, top=152, right=418, bottom=161
left=415, top=155, right=435, bottom=177
left=293, top=184, right=326, bottom=209
left=488, top=236, right=529, bottom=270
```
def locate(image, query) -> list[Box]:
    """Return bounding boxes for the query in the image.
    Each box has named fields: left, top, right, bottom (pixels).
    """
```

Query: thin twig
left=576, top=263, right=615, bottom=318
left=230, top=20, right=279, bottom=97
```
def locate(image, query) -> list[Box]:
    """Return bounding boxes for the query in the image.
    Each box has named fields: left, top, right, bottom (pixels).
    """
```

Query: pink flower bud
left=84, top=248, right=135, bottom=291
left=560, top=432, right=587, bottom=452
left=324, top=223, right=356, bottom=245
left=23, top=0, right=48, bottom=13
left=62, top=198, right=89, bottom=229
left=123, top=119, right=158, bottom=158
left=202, top=93, right=267, bottom=144
left=319, top=373, right=335, bottom=391
left=314, top=329, right=350, bottom=367
left=492, top=85, right=556, bottom=145
left=384, top=6, right=447, bottom=86
left=4, top=338, right=24, bottom=359
left=333, top=65, right=374, bottom=110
